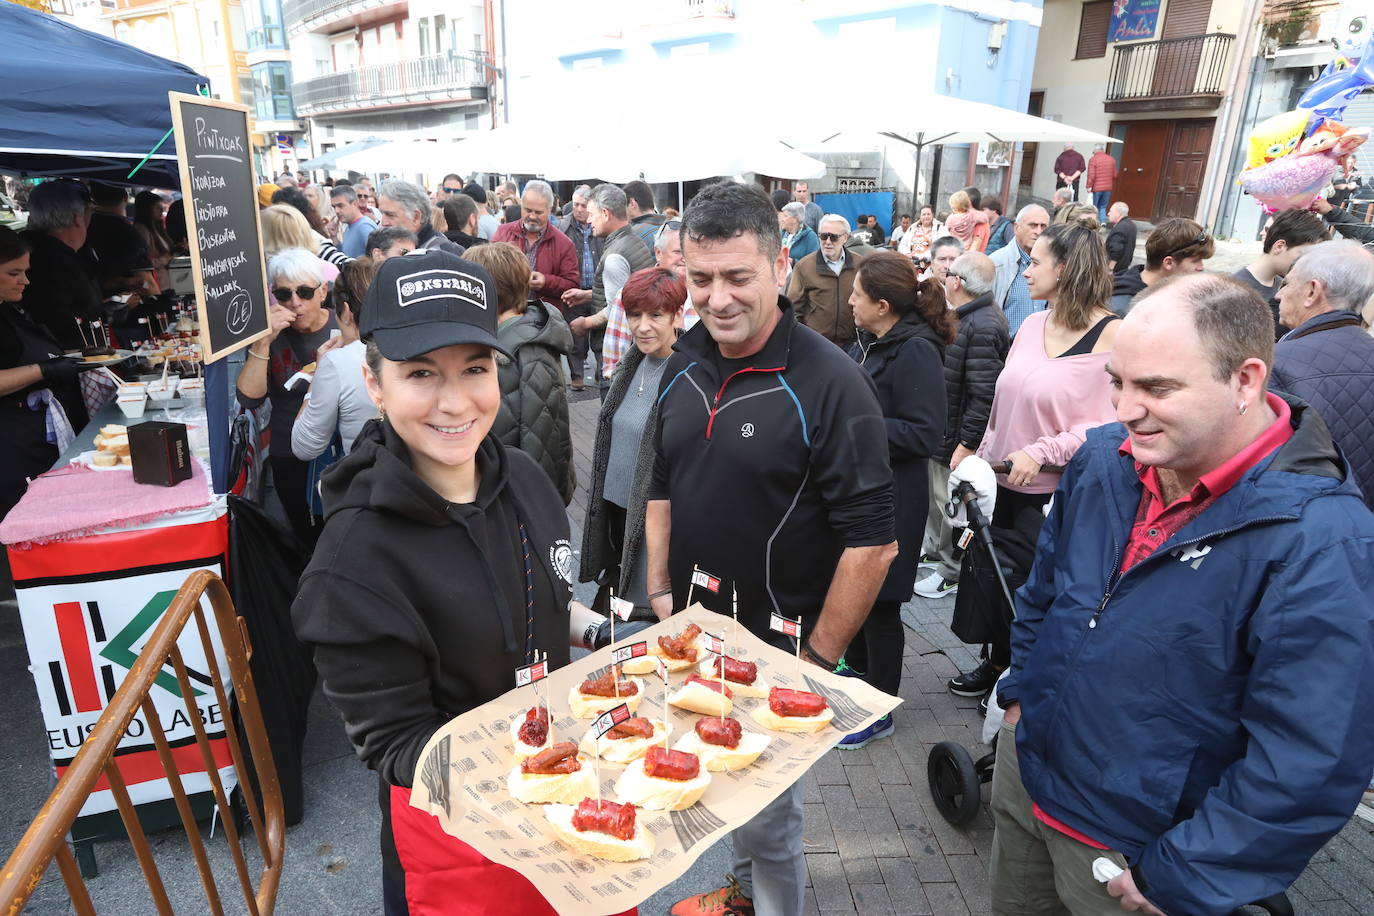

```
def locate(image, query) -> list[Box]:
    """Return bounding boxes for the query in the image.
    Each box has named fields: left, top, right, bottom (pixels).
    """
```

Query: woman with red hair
left=580, top=266, right=686, bottom=621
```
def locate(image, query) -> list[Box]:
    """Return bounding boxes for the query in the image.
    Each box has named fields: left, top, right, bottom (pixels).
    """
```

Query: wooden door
left=1112, top=120, right=1172, bottom=220
left=1158, top=119, right=1214, bottom=218
left=1151, top=0, right=1213, bottom=97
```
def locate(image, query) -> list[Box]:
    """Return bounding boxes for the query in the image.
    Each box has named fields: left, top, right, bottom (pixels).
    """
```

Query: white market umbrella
left=329, top=139, right=460, bottom=176
left=794, top=95, right=1119, bottom=207
left=454, top=126, right=626, bottom=182
left=626, top=135, right=825, bottom=183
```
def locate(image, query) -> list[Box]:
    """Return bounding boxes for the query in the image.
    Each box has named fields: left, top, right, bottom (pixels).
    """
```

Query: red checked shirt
left=1030, top=391, right=1294, bottom=849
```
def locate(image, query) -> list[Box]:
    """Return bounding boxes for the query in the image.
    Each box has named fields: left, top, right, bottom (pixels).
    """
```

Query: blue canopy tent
left=0, top=3, right=207, bottom=187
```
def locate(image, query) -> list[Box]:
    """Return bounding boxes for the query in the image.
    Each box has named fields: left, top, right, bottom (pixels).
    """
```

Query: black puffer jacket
left=493, top=303, right=575, bottom=504
left=851, top=312, right=948, bottom=601
left=937, top=292, right=1010, bottom=464
left=1271, top=309, right=1374, bottom=509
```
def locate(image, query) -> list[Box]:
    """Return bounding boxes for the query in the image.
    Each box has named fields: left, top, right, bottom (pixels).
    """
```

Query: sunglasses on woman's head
left=273, top=284, right=320, bottom=303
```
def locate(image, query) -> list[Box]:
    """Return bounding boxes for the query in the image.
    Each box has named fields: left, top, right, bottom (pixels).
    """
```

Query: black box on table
left=128, top=421, right=192, bottom=487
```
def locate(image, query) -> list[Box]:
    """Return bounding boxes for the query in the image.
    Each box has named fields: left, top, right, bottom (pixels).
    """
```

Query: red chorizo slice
left=768, top=687, right=828, bottom=718
left=658, top=623, right=703, bottom=661
left=578, top=670, right=639, bottom=698
left=642, top=746, right=701, bottom=781
left=707, top=656, right=758, bottom=686
left=521, top=741, right=581, bottom=775
left=606, top=717, right=655, bottom=740
left=695, top=716, right=743, bottom=749
left=571, top=798, right=637, bottom=841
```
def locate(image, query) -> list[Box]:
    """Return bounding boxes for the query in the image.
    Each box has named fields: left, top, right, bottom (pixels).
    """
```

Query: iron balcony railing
left=282, top=0, right=398, bottom=35
left=293, top=53, right=491, bottom=116
left=1105, top=33, right=1234, bottom=102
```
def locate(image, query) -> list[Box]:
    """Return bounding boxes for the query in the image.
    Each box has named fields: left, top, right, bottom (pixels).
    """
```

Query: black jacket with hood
left=292, top=419, right=574, bottom=790
left=851, top=312, right=948, bottom=601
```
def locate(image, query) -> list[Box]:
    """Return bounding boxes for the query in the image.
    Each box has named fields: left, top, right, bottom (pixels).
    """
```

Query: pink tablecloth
left=0, top=460, right=212, bottom=548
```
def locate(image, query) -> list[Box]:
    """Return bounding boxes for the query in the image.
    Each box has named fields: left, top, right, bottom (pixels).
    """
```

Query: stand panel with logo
left=7, top=504, right=231, bottom=875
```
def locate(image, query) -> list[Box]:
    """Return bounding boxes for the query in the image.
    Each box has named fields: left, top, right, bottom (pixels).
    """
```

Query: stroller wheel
left=927, top=741, right=982, bottom=826
left=1228, top=892, right=1294, bottom=916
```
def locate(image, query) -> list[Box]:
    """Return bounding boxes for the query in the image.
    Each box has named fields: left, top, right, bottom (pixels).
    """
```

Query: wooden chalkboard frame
left=168, top=92, right=271, bottom=364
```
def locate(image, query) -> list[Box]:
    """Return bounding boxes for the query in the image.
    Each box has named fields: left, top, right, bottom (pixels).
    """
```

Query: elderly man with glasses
left=1110, top=218, right=1214, bottom=315
left=785, top=213, right=863, bottom=350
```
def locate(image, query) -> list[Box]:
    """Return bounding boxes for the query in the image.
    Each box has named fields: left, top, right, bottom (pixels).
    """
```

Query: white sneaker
left=914, top=571, right=958, bottom=599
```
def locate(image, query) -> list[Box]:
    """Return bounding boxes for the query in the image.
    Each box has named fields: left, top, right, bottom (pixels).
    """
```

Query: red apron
left=389, top=785, right=637, bottom=915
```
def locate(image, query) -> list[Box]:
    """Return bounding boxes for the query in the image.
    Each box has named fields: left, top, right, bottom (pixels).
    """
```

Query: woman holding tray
left=291, top=249, right=630, bottom=916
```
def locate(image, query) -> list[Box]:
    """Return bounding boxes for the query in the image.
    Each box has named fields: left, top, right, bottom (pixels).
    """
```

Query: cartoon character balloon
left=1240, top=124, right=1369, bottom=212
left=1298, top=3, right=1374, bottom=120
left=1245, top=109, right=1312, bottom=170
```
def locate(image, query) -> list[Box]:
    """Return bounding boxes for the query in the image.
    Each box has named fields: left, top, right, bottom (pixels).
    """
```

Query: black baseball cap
left=360, top=249, right=511, bottom=361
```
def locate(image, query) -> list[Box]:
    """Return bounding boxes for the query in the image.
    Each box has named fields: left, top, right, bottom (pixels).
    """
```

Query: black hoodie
left=852, top=312, right=948, bottom=601
left=292, top=419, right=573, bottom=789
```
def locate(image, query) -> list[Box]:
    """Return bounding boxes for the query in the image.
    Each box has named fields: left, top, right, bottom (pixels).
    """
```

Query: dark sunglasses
left=273, top=284, right=320, bottom=303
left=653, top=220, right=683, bottom=246
left=1166, top=230, right=1209, bottom=261
left=819, top=232, right=847, bottom=242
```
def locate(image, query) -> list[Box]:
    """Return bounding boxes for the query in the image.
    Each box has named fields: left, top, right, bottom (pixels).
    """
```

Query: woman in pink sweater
left=950, top=214, right=1120, bottom=693
left=944, top=190, right=989, bottom=251
left=975, top=212, right=1120, bottom=521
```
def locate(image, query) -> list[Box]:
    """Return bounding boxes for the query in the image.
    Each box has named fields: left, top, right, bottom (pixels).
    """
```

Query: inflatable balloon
left=1297, top=4, right=1374, bottom=120
left=1245, top=109, right=1312, bottom=170
left=1240, top=125, right=1369, bottom=212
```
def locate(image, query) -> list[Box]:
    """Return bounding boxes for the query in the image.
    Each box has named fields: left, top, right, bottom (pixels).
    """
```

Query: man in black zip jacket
left=647, top=181, right=897, bottom=916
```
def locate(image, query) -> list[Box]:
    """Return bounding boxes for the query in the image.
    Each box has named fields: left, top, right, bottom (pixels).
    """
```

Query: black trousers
left=844, top=599, right=904, bottom=698
left=269, top=455, right=321, bottom=551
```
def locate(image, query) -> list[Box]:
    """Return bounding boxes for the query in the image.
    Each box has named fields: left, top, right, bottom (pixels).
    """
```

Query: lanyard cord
left=519, top=522, right=536, bottom=664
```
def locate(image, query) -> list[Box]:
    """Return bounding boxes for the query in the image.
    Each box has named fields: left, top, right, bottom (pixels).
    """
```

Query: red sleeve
left=540, top=231, right=579, bottom=298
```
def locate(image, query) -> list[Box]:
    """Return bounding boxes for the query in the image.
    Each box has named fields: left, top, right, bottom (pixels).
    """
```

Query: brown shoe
left=570, top=379, right=586, bottom=391
left=669, top=874, right=754, bottom=916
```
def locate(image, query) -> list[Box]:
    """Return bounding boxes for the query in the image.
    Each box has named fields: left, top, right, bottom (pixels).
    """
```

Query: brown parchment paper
left=408, top=604, right=902, bottom=915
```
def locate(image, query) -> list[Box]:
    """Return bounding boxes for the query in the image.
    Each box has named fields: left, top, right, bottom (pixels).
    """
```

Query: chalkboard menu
left=169, top=92, right=270, bottom=363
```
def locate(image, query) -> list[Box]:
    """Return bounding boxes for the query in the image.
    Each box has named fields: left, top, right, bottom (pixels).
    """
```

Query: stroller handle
left=993, top=459, right=1066, bottom=474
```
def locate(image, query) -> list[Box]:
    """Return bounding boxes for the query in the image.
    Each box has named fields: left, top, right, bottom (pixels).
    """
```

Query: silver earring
left=1238, top=402, right=1247, bottom=416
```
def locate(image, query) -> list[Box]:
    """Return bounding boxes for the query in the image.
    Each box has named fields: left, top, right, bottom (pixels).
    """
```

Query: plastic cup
left=116, top=396, right=147, bottom=419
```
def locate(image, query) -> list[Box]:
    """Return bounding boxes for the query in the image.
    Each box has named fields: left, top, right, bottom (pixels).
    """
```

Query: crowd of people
left=3, top=163, right=1374, bottom=916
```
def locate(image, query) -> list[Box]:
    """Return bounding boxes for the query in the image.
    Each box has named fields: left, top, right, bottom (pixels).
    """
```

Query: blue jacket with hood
left=998, top=396, right=1374, bottom=915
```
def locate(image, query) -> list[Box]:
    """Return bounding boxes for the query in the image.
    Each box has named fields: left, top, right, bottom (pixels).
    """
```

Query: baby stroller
left=926, top=471, right=1032, bottom=828
left=923, top=471, right=1295, bottom=916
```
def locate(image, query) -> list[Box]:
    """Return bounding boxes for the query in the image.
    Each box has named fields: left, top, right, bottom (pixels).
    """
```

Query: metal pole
left=911, top=134, right=924, bottom=216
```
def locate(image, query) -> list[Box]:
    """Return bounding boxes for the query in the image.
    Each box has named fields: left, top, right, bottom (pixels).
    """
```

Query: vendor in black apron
left=0, top=226, right=98, bottom=519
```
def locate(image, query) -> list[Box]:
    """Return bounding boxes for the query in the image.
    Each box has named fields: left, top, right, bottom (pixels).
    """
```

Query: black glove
left=38, top=356, right=99, bottom=384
